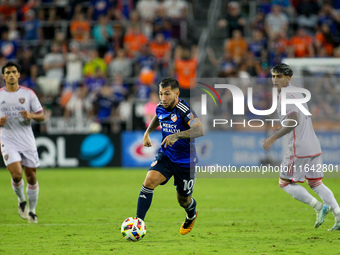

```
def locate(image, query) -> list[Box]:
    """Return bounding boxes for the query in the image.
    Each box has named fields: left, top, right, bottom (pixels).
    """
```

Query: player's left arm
left=263, top=112, right=298, bottom=151
left=161, top=117, right=205, bottom=148
left=19, top=111, right=45, bottom=122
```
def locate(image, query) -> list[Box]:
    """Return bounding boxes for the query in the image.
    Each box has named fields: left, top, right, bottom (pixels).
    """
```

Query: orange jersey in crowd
left=149, top=41, right=171, bottom=59
left=175, top=59, right=198, bottom=89
left=70, top=20, right=91, bottom=41
left=225, top=38, right=248, bottom=60
left=123, top=32, right=148, bottom=57
left=290, top=35, right=313, bottom=57
left=315, top=32, right=334, bottom=57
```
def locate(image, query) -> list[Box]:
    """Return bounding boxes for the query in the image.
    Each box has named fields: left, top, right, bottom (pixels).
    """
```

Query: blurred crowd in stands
left=0, top=0, right=339, bottom=133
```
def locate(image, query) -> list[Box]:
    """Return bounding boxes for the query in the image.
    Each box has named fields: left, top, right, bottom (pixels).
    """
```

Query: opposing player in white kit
left=263, top=63, right=340, bottom=231
left=0, top=61, right=44, bottom=223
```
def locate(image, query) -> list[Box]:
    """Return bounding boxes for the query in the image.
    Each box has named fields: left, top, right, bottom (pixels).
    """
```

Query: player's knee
left=307, top=178, right=322, bottom=189
left=279, top=178, right=291, bottom=189
left=143, top=177, right=159, bottom=189
left=11, top=174, right=22, bottom=183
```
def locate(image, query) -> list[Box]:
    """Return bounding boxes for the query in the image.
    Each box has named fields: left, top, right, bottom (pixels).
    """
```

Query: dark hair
left=270, top=63, right=293, bottom=77
left=159, top=77, right=179, bottom=90
left=1, top=61, right=21, bottom=74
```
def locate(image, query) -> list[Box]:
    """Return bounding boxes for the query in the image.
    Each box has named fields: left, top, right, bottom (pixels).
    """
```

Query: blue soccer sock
left=136, top=185, right=154, bottom=220
left=185, top=198, right=197, bottom=219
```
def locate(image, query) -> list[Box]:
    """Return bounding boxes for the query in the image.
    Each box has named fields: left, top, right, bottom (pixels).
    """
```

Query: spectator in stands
left=18, top=47, right=37, bottom=78
left=84, top=67, right=106, bottom=96
left=116, top=0, right=134, bottom=19
left=143, top=90, right=161, bottom=130
left=296, top=0, right=319, bottom=35
left=174, top=45, right=197, bottom=98
left=23, top=9, right=41, bottom=41
left=135, top=45, right=156, bottom=75
left=111, top=73, right=128, bottom=103
left=271, top=0, right=295, bottom=17
left=0, top=29, right=18, bottom=61
left=250, top=11, right=266, bottom=36
left=83, top=49, right=107, bottom=77
left=65, top=41, right=85, bottom=88
left=64, top=85, right=92, bottom=120
left=137, top=0, right=159, bottom=38
left=123, top=25, right=148, bottom=58
left=42, top=43, right=65, bottom=82
left=37, top=43, right=65, bottom=96
left=224, top=29, right=248, bottom=64
left=92, top=14, right=114, bottom=57
left=248, top=29, right=267, bottom=61
left=315, top=23, right=335, bottom=57
left=108, top=48, right=132, bottom=79
left=149, top=33, right=171, bottom=77
left=92, top=83, right=116, bottom=134
left=87, top=0, right=114, bottom=21
left=21, top=64, right=39, bottom=92
left=217, top=1, right=246, bottom=37
left=153, top=5, right=172, bottom=40
left=0, top=0, right=16, bottom=21
left=70, top=12, right=91, bottom=43
left=265, top=4, right=288, bottom=40
left=289, top=27, right=314, bottom=58
left=318, top=3, right=340, bottom=38
left=112, top=23, right=124, bottom=51
left=162, top=0, right=187, bottom=20
left=8, top=21, right=20, bottom=40
left=268, top=31, right=289, bottom=66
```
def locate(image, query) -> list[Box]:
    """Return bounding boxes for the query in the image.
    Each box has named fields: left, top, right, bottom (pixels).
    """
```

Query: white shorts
left=2, top=149, right=40, bottom=168
left=280, top=147, right=323, bottom=183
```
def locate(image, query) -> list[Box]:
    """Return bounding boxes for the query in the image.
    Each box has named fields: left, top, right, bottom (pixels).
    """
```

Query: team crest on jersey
left=171, top=113, right=177, bottom=122
left=151, top=160, right=157, bottom=167
left=4, top=154, right=8, bottom=161
left=19, top=98, right=25, bottom=104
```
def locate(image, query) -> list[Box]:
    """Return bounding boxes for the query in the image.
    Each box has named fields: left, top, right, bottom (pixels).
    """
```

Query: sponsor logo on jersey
left=187, top=113, right=193, bottom=119
left=4, top=154, right=8, bottom=161
left=171, top=113, right=177, bottom=122
left=19, top=98, right=25, bottom=104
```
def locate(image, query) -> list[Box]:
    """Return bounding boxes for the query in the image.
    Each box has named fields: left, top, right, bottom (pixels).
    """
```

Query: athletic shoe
left=28, top=212, right=38, bottom=223
left=315, top=205, right=331, bottom=228
left=18, top=201, right=28, bottom=220
left=180, top=211, right=197, bottom=235
left=328, top=222, right=340, bottom=231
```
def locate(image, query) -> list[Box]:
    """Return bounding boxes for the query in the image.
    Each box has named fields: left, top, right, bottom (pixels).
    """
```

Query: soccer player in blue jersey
left=136, top=77, right=204, bottom=235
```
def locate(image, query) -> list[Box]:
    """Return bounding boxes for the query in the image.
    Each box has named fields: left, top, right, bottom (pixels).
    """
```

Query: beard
left=163, top=98, right=177, bottom=111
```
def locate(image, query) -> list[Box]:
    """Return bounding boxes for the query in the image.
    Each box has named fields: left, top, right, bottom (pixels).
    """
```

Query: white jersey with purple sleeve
left=0, top=86, right=43, bottom=151
left=277, top=85, right=322, bottom=158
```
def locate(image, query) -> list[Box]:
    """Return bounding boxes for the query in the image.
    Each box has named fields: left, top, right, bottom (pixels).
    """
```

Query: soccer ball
left=121, top=217, right=146, bottom=241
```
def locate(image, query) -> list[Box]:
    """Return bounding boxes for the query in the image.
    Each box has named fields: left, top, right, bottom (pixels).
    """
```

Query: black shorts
left=149, top=152, right=196, bottom=197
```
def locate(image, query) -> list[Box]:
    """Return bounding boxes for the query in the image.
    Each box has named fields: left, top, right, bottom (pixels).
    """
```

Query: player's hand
left=143, top=135, right=152, bottom=147
left=262, top=136, right=276, bottom=151
left=161, top=134, right=179, bottom=148
left=19, top=111, right=32, bottom=120
left=0, top=115, right=8, bottom=126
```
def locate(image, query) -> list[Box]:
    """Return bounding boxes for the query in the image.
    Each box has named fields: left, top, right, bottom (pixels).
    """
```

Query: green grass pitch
left=0, top=168, right=340, bottom=254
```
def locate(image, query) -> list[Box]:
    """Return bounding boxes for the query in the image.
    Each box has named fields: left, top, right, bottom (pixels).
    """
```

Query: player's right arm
left=143, top=115, right=160, bottom=147
left=263, top=112, right=299, bottom=151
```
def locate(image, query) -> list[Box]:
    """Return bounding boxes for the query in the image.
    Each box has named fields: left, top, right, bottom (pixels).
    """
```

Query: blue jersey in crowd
left=156, top=98, right=198, bottom=168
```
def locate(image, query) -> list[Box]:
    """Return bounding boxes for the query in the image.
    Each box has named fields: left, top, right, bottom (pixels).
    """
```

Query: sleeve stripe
left=176, top=104, right=188, bottom=113
left=178, top=102, right=189, bottom=111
